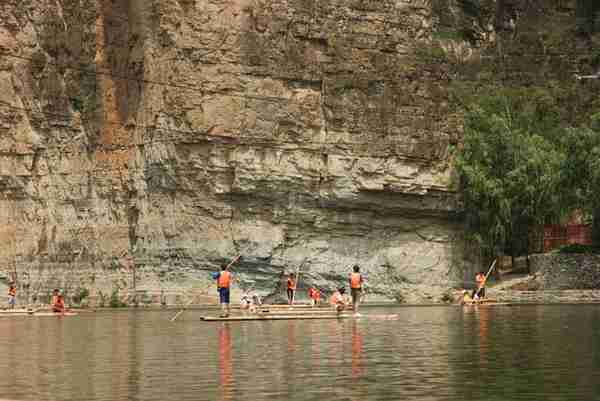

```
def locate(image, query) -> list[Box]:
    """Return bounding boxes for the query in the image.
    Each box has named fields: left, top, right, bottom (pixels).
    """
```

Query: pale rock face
left=0, top=0, right=461, bottom=305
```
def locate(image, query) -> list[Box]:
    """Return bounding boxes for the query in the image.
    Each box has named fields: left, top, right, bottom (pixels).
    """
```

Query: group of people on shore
left=213, top=262, right=366, bottom=317
left=4, top=284, right=66, bottom=313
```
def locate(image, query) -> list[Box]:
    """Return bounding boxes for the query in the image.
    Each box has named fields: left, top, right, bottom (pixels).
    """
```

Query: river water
left=1, top=305, right=600, bottom=401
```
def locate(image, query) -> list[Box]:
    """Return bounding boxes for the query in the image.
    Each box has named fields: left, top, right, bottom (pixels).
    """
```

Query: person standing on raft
left=471, top=271, right=486, bottom=300
left=7, top=283, right=16, bottom=309
left=286, top=273, right=297, bottom=305
left=215, top=264, right=233, bottom=318
left=349, top=265, right=364, bottom=314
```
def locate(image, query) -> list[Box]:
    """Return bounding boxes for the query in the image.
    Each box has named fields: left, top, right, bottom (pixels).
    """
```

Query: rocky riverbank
left=464, top=253, right=600, bottom=304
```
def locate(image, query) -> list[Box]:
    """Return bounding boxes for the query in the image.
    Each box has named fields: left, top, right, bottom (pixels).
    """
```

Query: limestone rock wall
left=0, top=0, right=461, bottom=305
left=529, top=253, right=600, bottom=290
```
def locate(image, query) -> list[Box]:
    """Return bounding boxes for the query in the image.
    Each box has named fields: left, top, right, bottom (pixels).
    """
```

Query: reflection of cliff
left=0, top=0, right=462, bottom=302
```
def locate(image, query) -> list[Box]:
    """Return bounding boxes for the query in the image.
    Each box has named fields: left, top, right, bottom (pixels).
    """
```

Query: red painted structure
left=542, top=224, right=592, bottom=252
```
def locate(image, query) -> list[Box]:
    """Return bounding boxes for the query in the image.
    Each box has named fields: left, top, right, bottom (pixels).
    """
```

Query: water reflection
left=218, top=323, right=233, bottom=401
left=350, top=320, right=366, bottom=401
left=351, top=320, right=363, bottom=380
left=2, top=307, right=600, bottom=400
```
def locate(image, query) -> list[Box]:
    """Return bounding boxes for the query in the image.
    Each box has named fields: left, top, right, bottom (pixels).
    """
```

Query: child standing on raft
left=349, top=265, right=364, bottom=315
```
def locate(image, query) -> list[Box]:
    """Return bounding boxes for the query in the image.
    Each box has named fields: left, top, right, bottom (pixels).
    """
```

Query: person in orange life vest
left=349, top=265, right=364, bottom=314
left=286, top=273, right=297, bottom=305
left=215, top=264, right=233, bottom=317
left=51, top=289, right=65, bottom=313
left=471, top=271, right=486, bottom=300
left=308, top=286, right=321, bottom=306
left=330, top=287, right=347, bottom=312
left=7, top=283, right=16, bottom=309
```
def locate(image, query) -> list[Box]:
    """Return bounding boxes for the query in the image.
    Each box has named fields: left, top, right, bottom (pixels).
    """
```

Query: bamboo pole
left=290, top=258, right=308, bottom=306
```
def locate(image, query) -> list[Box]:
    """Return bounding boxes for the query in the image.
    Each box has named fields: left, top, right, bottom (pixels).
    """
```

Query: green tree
left=457, top=89, right=566, bottom=264
left=576, top=0, right=600, bottom=35
left=559, top=116, right=600, bottom=246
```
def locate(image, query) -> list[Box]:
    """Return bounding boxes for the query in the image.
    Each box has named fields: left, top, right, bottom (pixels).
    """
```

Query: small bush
left=440, top=291, right=454, bottom=303
left=72, top=288, right=90, bottom=304
left=558, top=244, right=599, bottom=254
left=109, top=289, right=126, bottom=308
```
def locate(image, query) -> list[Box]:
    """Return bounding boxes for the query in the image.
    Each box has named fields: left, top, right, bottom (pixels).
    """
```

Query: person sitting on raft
left=330, top=287, right=347, bottom=312
left=459, top=290, right=474, bottom=305
left=308, top=286, right=321, bottom=306
left=240, top=293, right=257, bottom=313
left=51, top=289, right=65, bottom=313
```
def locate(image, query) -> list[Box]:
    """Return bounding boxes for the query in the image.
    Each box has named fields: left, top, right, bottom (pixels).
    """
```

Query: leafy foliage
left=558, top=244, right=599, bottom=254
left=457, top=89, right=567, bottom=258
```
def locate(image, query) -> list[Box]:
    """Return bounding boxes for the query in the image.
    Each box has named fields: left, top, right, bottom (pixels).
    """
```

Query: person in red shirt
left=308, top=286, right=321, bottom=306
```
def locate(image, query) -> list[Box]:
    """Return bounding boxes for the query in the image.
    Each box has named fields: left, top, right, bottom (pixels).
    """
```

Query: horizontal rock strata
left=0, top=0, right=461, bottom=305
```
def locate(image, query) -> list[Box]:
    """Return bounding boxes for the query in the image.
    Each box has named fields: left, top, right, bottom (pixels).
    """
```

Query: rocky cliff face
left=0, top=0, right=463, bottom=305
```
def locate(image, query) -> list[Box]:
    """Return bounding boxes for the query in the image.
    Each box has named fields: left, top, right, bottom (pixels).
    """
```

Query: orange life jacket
left=308, top=288, right=320, bottom=300
left=350, top=273, right=362, bottom=289
left=287, top=278, right=296, bottom=290
left=218, top=271, right=231, bottom=288
left=8, top=287, right=16, bottom=296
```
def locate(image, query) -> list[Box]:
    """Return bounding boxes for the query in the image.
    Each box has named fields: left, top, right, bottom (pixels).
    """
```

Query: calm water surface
left=1, top=305, right=600, bottom=401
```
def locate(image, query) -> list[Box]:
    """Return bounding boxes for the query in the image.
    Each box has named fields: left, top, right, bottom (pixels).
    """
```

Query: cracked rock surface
left=0, top=0, right=461, bottom=304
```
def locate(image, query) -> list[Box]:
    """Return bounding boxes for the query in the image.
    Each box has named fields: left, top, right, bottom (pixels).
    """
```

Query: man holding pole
left=216, top=264, right=233, bottom=317
left=471, top=271, right=486, bottom=301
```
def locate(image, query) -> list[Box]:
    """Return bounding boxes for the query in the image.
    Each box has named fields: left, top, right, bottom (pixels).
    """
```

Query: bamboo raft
left=461, top=302, right=511, bottom=307
left=201, top=313, right=354, bottom=321
left=255, top=308, right=341, bottom=314
left=0, top=309, right=78, bottom=317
